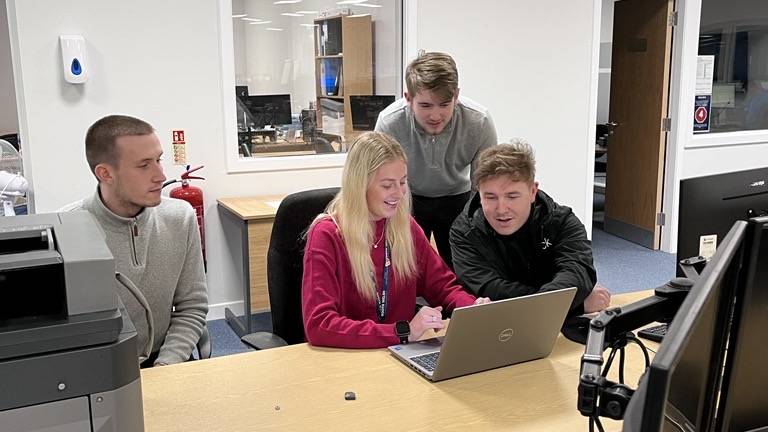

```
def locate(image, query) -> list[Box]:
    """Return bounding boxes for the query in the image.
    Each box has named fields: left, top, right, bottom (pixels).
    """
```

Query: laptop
left=388, top=287, right=577, bottom=381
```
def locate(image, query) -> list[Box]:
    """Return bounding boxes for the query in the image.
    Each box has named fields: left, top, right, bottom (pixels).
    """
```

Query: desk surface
left=142, top=290, right=655, bottom=431
left=217, top=195, right=284, bottom=221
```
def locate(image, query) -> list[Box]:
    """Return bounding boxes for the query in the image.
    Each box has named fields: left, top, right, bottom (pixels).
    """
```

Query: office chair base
left=241, top=332, right=288, bottom=350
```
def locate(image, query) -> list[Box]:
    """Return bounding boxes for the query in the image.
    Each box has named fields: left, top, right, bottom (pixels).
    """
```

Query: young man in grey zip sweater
left=375, top=52, right=497, bottom=270
left=63, top=115, right=208, bottom=367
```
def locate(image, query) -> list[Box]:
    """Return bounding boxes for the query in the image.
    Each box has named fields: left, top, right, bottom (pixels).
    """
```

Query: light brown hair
left=405, top=52, right=459, bottom=101
left=474, top=139, right=537, bottom=186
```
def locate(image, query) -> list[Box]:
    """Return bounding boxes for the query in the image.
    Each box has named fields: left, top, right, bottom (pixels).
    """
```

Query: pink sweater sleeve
left=301, top=221, right=400, bottom=349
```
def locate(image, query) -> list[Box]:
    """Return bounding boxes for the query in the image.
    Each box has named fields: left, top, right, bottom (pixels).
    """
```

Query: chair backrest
left=267, top=187, right=339, bottom=344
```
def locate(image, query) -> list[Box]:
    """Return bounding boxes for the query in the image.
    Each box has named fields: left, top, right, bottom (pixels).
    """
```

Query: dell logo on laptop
left=749, top=180, right=766, bottom=188
left=498, top=328, right=515, bottom=342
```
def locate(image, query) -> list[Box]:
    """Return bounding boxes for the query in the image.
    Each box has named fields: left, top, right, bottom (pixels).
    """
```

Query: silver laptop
left=388, top=287, right=577, bottom=381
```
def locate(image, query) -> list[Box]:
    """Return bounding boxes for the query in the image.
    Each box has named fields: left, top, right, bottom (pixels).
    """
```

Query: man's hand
left=583, top=283, right=611, bottom=314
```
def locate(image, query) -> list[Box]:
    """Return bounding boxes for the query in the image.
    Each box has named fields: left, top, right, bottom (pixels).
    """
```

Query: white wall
left=0, top=0, right=18, bottom=134
left=683, top=140, right=768, bottom=178
left=8, top=0, right=343, bottom=319
left=410, top=0, right=599, bottom=228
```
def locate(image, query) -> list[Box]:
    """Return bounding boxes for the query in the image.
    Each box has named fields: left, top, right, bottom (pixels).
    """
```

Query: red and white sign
left=694, top=106, right=708, bottom=124
left=172, top=130, right=186, bottom=144
left=172, top=129, right=187, bottom=165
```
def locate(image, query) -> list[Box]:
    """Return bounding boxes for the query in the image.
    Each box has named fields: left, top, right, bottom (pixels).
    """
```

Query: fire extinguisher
left=164, top=165, right=206, bottom=268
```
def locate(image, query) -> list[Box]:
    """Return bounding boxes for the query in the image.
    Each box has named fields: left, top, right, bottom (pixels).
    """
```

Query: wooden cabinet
left=314, top=14, right=373, bottom=136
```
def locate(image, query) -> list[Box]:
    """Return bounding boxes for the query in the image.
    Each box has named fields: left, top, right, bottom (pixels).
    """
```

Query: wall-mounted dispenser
left=59, top=35, right=88, bottom=84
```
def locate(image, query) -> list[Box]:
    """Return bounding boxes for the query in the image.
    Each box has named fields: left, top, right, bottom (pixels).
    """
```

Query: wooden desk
left=217, top=196, right=284, bottom=337
left=142, top=291, right=656, bottom=431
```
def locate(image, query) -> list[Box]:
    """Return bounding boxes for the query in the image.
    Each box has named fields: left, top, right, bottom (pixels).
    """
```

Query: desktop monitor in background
left=716, top=216, right=768, bottom=432
left=622, top=221, right=746, bottom=432
left=245, top=94, right=292, bottom=127
left=677, top=167, right=768, bottom=275
left=350, top=95, right=396, bottom=131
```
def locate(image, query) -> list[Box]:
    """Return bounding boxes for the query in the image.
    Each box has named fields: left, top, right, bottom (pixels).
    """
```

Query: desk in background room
left=142, top=291, right=657, bottom=431
left=217, top=195, right=284, bottom=337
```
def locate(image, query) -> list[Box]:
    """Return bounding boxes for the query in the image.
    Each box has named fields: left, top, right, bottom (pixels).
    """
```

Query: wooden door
left=604, top=0, right=674, bottom=250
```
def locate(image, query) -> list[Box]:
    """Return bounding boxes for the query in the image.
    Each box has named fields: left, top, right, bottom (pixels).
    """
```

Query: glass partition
left=231, top=0, right=402, bottom=158
left=699, top=1, right=768, bottom=133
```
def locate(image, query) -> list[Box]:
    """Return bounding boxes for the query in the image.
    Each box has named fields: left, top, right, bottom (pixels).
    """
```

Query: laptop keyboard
left=410, top=352, right=440, bottom=372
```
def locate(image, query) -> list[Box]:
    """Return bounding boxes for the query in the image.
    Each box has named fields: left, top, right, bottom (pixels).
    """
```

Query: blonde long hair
left=317, top=132, right=417, bottom=302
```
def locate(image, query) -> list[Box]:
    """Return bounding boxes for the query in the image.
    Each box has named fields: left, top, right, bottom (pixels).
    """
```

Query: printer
left=0, top=212, right=144, bottom=432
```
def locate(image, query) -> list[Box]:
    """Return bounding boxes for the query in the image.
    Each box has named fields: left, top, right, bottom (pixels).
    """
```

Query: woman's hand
left=408, top=306, right=445, bottom=342
left=474, top=297, right=491, bottom=305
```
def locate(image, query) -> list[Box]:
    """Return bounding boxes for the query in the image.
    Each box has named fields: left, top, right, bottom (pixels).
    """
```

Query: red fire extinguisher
left=164, top=165, right=206, bottom=267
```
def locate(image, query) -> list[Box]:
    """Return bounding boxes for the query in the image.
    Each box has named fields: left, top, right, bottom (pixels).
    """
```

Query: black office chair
left=241, top=187, right=340, bottom=349
left=313, top=137, right=336, bottom=154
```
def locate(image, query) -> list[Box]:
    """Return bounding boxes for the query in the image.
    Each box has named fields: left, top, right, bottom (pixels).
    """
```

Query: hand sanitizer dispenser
left=59, top=35, right=88, bottom=84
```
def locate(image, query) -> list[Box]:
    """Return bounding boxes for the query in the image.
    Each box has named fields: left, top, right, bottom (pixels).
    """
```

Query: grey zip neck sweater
left=375, top=95, right=497, bottom=197
left=63, top=189, right=208, bottom=365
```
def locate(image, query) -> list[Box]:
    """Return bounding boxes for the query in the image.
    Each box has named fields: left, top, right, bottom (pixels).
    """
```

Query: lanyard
left=375, top=242, right=391, bottom=322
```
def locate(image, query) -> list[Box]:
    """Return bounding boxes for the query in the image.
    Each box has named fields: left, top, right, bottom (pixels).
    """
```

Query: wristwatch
left=395, top=320, right=410, bottom=344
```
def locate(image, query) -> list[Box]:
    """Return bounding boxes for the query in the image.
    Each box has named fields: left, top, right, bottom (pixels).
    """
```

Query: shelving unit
left=314, top=13, right=373, bottom=136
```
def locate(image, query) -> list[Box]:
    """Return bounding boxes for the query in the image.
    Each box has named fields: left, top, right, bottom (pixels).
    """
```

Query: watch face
left=395, top=320, right=410, bottom=336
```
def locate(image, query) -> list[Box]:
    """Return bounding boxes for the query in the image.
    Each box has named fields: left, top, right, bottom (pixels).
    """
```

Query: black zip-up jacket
left=449, top=189, right=596, bottom=315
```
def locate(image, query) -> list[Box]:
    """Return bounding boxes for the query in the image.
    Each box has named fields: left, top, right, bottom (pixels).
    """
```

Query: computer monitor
left=677, top=167, right=768, bottom=274
left=716, top=215, right=768, bottom=432
left=244, top=94, right=292, bottom=127
left=623, top=221, right=746, bottom=432
left=350, top=95, right=396, bottom=131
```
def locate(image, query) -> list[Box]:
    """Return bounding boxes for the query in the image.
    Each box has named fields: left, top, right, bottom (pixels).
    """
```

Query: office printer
left=0, top=212, right=144, bottom=432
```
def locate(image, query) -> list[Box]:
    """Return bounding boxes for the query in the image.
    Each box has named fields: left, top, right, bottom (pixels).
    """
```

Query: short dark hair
left=475, top=139, right=537, bottom=186
left=405, top=52, right=459, bottom=101
left=85, top=115, right=154, bottom=174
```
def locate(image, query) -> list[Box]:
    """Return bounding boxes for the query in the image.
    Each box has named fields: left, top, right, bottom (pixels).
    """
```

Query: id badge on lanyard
left=375, top=243, right=391, bottom=322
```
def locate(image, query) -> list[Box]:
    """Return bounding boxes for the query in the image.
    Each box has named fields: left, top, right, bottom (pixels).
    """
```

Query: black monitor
left=623, top=221, right=746, bottom=432
left=716, top=215, right=768, bottom=431
left=244, top=94, right=292, bottom=127
left=677, top=167, right=768, bottom=274
left=350, top=95, right=396, bottom=131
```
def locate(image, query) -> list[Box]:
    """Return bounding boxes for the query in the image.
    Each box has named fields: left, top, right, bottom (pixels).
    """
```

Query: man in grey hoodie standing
left=375, top=52, right=497, bottom=270
left=63, top=114, right=208, bottom=367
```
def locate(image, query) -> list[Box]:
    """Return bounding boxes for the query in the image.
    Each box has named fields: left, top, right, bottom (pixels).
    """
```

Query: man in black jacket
left=449, top=140, right=611, bottom=315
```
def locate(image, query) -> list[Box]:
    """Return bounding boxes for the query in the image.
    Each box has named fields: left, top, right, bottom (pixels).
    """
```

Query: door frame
left=660, top=0, right=702, bottom=253
left=596, top=0, right=702, bottom=253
